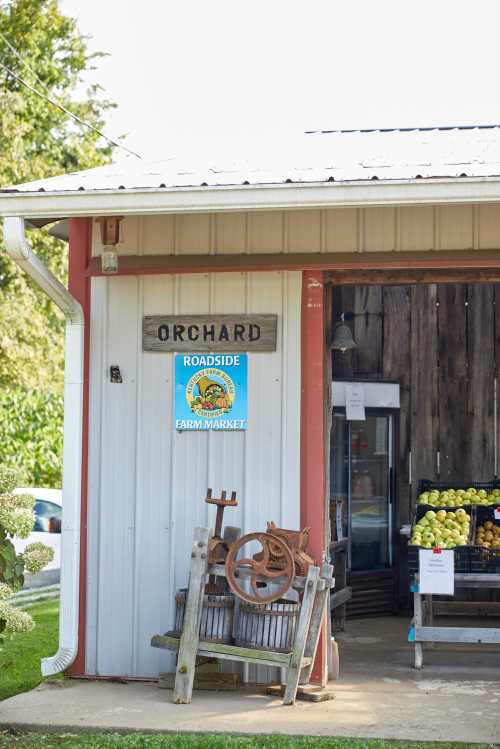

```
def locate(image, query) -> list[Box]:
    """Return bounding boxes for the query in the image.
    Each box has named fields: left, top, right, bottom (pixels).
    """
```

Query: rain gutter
left=3, top=216, right=83, bottom=677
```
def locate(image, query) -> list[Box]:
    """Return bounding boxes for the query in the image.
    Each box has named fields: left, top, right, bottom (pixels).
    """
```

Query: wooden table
left=409, top=573, right=500, bottom=668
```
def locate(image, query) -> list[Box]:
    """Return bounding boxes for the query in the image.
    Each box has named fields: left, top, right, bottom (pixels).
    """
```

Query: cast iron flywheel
left=225, top=531, right=295, bottom=604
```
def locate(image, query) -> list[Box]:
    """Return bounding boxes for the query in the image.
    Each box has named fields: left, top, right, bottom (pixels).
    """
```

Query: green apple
left=436, top=510, right=447, bottom=521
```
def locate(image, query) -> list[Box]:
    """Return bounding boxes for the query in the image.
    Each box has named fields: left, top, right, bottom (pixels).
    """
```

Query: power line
left=0, top=59, right=142, bottom=160
left=0, top=28, right=52, bottom=96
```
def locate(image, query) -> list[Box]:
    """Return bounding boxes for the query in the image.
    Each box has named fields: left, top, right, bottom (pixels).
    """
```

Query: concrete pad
left=1, top=616, right=499, bottom=742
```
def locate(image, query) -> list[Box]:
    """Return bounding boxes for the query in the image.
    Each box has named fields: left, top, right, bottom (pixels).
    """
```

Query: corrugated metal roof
left=4, top=126, right=500, bottom=195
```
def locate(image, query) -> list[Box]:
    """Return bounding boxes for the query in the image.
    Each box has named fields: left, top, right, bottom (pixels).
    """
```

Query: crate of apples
left=475, top=520, right=500, bottom=549
left=418, top=487, right=500, bottom=507
left=410, top=508, right=471, bottom=549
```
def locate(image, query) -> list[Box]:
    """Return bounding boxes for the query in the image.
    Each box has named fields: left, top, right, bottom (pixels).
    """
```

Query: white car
left=13, top=487, right=62, bottom=571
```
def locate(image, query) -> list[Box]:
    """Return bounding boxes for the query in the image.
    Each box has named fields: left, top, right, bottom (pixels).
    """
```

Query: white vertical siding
left=91, top=203, right=500, bottom=257
left=86, top=271, right=302, bottom=678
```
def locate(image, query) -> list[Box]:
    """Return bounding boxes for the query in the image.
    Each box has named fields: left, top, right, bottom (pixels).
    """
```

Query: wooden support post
left=425, top=594, right=435, bottom=650
left=283, top=566, right=320, bottom=705
left=414, top=588, right=424, bottom=670
left=173, top=527, right=210, bottom=704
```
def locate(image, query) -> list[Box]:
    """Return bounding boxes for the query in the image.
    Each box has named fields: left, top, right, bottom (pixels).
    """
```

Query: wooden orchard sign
left=143, top=314, right=277, bottom=352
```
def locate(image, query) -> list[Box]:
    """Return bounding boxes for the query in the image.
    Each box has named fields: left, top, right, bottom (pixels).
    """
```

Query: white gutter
left=3, top=217, right=83, bottom=677
left=3, top=176, right=500, bottom=218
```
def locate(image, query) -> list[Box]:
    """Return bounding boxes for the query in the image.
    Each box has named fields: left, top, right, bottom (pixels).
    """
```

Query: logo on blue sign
left=175, top=354, right=247, bottom=431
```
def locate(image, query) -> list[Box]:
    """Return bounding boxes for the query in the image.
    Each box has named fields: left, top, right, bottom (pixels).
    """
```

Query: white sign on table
left=345, top=383, right=366, bottom=421
left=419, top=549, right=455, bottom=595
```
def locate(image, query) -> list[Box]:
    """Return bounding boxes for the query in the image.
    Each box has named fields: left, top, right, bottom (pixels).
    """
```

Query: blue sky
left=61, top=0, right=500, bottom=162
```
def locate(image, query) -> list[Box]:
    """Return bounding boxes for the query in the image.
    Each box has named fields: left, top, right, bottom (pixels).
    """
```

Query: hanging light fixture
left=97, top=216, right=123, bottom=274
left=331, top=312, right=357, bottom=354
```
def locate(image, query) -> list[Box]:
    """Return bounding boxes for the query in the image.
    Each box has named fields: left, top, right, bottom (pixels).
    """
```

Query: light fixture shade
left=331, top=322, right=357, bottom=353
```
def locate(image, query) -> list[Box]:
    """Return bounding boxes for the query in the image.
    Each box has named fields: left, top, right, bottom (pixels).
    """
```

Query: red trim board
left=87, top=250, right=500, bottom=278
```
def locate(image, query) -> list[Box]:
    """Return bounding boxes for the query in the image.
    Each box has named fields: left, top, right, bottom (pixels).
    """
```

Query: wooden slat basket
left=172, top=589, right=235, bottom=644
left=234, top=599, right=300, bottom=653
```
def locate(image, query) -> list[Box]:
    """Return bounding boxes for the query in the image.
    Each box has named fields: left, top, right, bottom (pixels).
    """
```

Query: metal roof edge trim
left=2, top=176, right=500, bottom=218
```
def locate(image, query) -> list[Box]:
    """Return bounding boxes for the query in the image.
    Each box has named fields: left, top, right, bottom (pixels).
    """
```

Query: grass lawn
left=0, top=735, right=498, bottom=749
left=0, top=599, right=59, bottom=702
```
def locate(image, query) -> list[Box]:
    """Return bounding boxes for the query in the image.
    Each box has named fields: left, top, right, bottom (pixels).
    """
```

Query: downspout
left=3, top=216, right=83, bottom=676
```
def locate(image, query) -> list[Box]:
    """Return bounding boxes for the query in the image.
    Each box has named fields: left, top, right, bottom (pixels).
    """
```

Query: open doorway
left=327, top=280, right=500, bottom=616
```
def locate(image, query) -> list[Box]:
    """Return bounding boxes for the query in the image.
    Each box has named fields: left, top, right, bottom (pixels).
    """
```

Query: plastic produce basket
left=407, top=504, right=472, bottom=575
left=468, top=506, right=500, bottom=574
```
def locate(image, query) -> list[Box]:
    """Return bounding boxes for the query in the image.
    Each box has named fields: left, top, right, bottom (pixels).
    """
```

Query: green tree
left=0, top=0, right=115, bottom=485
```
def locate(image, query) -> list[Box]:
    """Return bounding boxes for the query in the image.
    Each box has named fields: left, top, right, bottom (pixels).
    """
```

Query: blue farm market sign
left=174, top=354, right=248, bottom=431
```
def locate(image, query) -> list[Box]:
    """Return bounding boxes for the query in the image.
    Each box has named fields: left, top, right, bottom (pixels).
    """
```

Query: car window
left=34, top=500, right=62, bottom=533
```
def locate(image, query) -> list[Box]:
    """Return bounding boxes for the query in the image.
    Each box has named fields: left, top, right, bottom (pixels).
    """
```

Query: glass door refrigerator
left=330, top=381, right=400, bottom=614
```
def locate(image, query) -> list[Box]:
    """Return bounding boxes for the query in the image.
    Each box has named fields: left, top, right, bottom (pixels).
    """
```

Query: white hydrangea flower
left=23, top=542, right=54, bottom=574
left=0, top=506, right=35, bottom=539
left=0, top=466, right=19, bottom=495
left=0, top=583, right=13, bottom=601
left=0, top=492, right=36, bottom=538
left=0, top=601, right=34, bottom=633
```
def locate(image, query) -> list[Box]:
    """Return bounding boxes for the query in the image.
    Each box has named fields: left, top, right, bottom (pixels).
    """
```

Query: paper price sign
left=494, top=507, right=500, bottom=520
left=418, top=549, right=454, bottom=595
left=345, top=383, right=366, bottom=421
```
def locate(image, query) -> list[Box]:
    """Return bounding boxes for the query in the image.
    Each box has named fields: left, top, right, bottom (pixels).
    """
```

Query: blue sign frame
left=174, top=354, right=248, bottom=431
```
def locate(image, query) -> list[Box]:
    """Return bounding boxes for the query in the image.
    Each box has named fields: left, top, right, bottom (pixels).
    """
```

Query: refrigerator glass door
left=331, top=409, right=394, bottom=572
left=350, top=413, right=392, bottom=571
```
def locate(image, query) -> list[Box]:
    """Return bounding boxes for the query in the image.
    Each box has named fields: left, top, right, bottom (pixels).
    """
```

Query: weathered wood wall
left=331, top=283, right=500, bottom=526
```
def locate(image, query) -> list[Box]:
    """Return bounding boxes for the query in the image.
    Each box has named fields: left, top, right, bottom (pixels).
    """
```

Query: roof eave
left=2, top=176, right=500, bottom=219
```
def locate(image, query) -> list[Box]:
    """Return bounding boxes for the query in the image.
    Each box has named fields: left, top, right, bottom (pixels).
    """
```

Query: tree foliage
left=0, top=389, right=63, bottom=487
left=0, top=0, right=115, bottom=485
